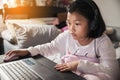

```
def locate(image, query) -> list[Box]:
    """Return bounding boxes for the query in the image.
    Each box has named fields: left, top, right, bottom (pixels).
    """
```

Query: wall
left=94, top=0, right=120, bottom=27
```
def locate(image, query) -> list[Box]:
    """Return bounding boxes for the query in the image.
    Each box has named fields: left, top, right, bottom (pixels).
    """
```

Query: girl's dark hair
left=67, top=0, right=106, bottom=38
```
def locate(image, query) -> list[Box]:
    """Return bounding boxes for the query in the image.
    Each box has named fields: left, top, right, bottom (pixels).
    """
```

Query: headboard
left=3, top=6, right=66, bottom=22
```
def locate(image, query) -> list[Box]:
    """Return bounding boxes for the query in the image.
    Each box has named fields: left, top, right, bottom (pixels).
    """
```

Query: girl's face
left=66, top=12, right=89, bottom=40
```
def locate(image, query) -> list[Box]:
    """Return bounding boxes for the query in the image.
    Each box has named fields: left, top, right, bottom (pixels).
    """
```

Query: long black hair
left=67, top=0, right=106, bottom=38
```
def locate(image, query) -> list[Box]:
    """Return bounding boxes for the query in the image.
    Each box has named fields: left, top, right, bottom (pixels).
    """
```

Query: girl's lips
left=71, top=33, right=76, bottom=36
left=71, top=34, right=75, bottom=36
left=71, top=33, right=77, bottom=38
left=69, top=31, right=77, bottom=37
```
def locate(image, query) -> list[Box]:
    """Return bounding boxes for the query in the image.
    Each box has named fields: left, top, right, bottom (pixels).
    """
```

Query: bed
left=1, top=6, right=66, bottom=53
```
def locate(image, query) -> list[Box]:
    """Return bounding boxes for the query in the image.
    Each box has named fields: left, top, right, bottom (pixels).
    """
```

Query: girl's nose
left=69, top=25, right=75, bottom=33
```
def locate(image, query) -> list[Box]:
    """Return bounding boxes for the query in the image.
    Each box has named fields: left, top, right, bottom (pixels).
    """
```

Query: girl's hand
left=5, top=49, right=30, bottom=57
left=54, top=60, right=79, bottom=72
left=4, top=49, right=30, bottom=62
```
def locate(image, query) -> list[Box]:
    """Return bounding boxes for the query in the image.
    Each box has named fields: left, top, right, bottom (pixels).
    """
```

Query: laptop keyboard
left=0, top=61, right=43, bottom=80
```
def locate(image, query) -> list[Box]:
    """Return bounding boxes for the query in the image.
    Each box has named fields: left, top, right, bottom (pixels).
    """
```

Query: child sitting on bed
left=5, top=0, right=120, bottom=80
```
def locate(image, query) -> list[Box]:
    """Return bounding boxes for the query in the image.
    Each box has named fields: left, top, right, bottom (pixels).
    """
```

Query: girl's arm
left=77, top=35, right=119, bottom=78
left=27, top=31, right=69, bottom=57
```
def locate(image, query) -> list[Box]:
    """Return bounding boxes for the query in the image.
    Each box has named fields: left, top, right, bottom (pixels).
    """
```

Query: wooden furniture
left=3, top=6, right=66, bottom=22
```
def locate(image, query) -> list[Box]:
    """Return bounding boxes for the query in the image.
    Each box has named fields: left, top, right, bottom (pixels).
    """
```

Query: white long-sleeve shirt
left=27, top=30, right=119, bottom=80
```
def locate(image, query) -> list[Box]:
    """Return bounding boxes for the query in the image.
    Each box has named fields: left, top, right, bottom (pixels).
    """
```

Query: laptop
left=0, top=58, right=45, bottom=80
left=0, top=56, right=85, bottom=80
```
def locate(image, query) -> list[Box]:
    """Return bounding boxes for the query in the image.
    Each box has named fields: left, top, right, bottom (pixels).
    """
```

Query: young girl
left=5, top=0, right=119, bottom=80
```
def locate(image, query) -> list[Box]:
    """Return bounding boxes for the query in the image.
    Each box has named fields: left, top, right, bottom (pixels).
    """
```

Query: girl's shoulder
left=55, top=30, right=70, bottom=40
left=96, top=34, right=111, bottom=43
left=59, top=30, right=70, bottom=37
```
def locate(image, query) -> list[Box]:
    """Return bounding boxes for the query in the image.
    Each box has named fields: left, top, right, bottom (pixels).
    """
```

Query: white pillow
left=1, top=30, right=15, bottom=43
left=0, top=23, right=7, bottom=32
left=1, top=23, right=17, bottom=44
left=9, top=23, right=61, bottom=48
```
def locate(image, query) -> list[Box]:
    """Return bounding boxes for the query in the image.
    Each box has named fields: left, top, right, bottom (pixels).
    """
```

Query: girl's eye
left=75, top=23, right=79, bottom=25
left=75, top=23, right=80, bottom=26
left=66, top=22, right=71, bottom=26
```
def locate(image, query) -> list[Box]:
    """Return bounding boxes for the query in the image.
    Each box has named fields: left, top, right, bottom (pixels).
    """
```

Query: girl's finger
left=55, top=64, right=71, bottom=71
left=60, top=67, right=70, bottom=72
